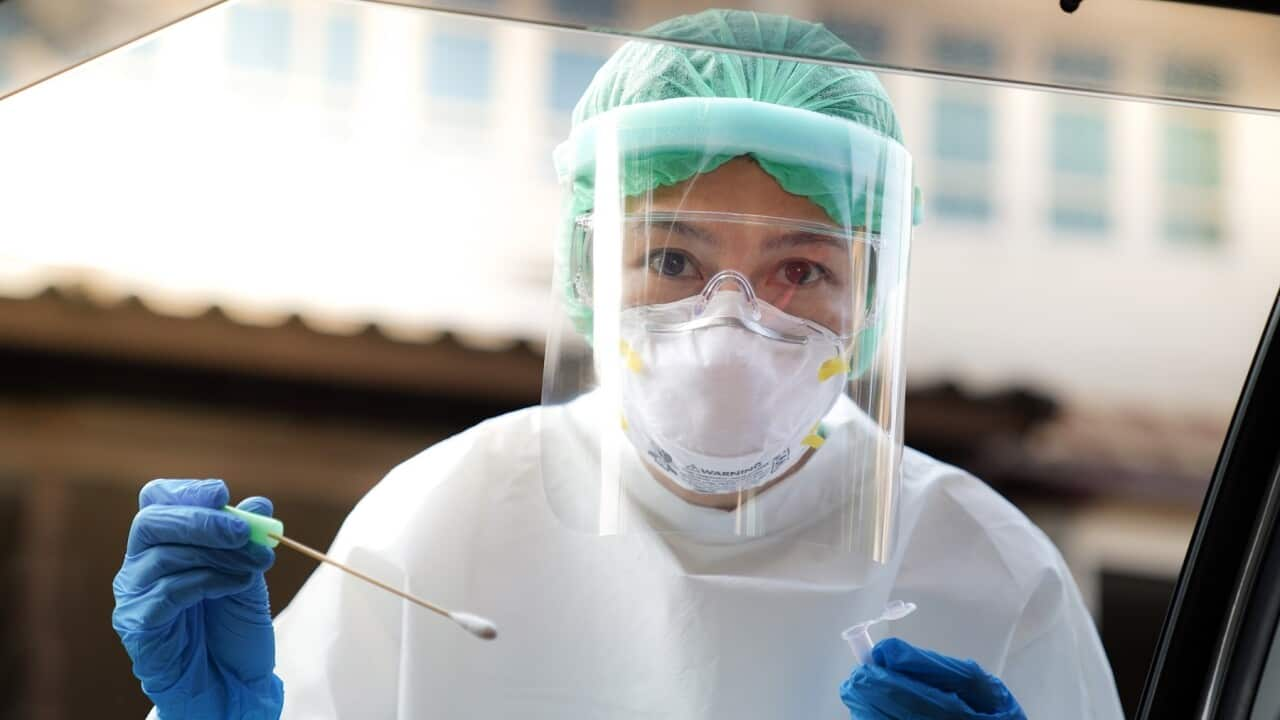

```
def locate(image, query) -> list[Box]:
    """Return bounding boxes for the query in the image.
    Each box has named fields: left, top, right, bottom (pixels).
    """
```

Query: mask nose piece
left=695, top=270, right=763, bottom=320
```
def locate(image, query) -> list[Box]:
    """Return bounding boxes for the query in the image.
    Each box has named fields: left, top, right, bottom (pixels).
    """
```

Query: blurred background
left=0, top=0, right=1277, bottom=717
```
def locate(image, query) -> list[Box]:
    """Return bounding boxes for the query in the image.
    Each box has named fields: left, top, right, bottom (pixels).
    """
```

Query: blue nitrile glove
left=840, top=638, right=1026, bottom=719
left=112, top=479, right=284, bottom=719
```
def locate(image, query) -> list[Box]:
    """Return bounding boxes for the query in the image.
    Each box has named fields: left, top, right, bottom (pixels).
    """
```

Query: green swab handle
left=223, top=505, right=284, bottom=548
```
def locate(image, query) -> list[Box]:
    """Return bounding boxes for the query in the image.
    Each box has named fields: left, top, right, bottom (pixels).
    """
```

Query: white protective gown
left=267, top=393, right=1124, bottom=719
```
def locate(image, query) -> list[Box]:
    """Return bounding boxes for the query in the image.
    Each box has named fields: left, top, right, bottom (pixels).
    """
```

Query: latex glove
left=840, top=638, right=1026, bottom=719
left=112, top=479, right=283, bottom=719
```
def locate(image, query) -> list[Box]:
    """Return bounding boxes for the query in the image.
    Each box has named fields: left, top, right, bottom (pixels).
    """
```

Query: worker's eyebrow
left=761, top=231, right=851, bottom=252
left=634, top=219, right=718, bottom=246
left=629, top=219, right=862, bottom=253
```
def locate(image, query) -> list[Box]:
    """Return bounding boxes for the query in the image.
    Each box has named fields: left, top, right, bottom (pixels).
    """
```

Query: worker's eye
left=648, top=249, right=698, bottom=279
left=778, top=260, right=829, bottom=286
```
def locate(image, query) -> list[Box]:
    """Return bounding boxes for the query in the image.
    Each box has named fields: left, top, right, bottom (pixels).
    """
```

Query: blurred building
left=0, top=0, right=1278, bottom=717
left=4, top=0, right=1275, bottom=420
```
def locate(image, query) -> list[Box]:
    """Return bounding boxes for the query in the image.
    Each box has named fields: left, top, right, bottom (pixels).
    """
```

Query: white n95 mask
left=617, top=273, right=850, bottom=495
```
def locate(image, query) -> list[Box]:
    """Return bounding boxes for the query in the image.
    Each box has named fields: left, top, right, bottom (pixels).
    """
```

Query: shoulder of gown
left=893, top=447, right=1123, bottom=719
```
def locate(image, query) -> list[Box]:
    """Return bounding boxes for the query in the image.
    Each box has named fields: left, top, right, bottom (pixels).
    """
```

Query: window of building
left=932, top=33, right=996, bottom=72
left=1162, top=114, right=1223, bottom=245
left=0, top=4, right=24, bottom=92
left=326, top=15, right=358, bottom=85
left=1049, top=104, right=1109, bottom=233
left=930, top=91, right=994, bottom=220
left=928, top=34, right=997, bottom=222
left=427, top=31, right=492, bottom=101
left=548, top=49, right=605, bottom=113
left=1051, top=50, right=1113, bottom=88
left=820, top=18, right=886, bottom=60
left=0, top=21, right=20, bottom=42
left=1161, top=62, right=1225, bottom=247
left=1047, top=50, right=1113, bottom=235
left=551, top=0, right=618, bottom=25
left=0, top=3, right=29, bottom=41
left=935, top=96, right=992, bottom=164
left=227, top=3, right=292, bottom=72
left=445, top=0, right=499, bottom=9
left=1164, top=60, right=1225, bottom=100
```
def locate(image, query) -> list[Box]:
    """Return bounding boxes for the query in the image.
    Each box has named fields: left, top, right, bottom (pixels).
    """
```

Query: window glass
left=427, top=30, right=492, bottom=100
left=326, top=14, right=358, bottom=85
left=1049, top=100, right=1110, bottom=234
left=1251, top=618, right=1280, bottom=720
left=227, top=2, right=292, bottom=72
left=931, top=90, right=993, bottom=221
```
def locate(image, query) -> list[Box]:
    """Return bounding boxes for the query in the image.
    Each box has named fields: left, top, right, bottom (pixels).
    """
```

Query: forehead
left=636, top=156, right=835, bottom=226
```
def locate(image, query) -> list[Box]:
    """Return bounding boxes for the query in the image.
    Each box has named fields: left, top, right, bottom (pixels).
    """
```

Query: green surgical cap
left=573, top=9, right=903, bottom=143
left=557, top=8, right=914, bottom=338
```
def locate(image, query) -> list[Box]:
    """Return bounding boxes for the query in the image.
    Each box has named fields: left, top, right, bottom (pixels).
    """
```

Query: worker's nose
left=695, top=269, right=760, bottom=318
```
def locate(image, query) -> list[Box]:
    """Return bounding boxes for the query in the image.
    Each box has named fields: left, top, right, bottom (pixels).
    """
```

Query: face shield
left=542, top=97, right=914, bottom=562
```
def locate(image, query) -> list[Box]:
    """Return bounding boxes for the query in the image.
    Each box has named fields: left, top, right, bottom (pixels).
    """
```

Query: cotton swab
left=222, top=505, right=498, bottom=641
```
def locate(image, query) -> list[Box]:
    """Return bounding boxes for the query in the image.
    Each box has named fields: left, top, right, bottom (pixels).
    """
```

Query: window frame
left=1139, top=288, right=1280, bottom=718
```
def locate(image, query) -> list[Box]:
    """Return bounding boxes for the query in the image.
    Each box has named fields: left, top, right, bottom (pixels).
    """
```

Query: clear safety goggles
left=569, top=210, right=879, bottom=341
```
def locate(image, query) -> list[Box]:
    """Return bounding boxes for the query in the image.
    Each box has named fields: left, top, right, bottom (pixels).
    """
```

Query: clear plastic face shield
left=542, top=97, right=914, bottom=563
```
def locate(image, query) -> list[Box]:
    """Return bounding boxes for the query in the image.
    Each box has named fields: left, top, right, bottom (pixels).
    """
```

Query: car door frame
left=1139, top=288, right=1280, bottom=719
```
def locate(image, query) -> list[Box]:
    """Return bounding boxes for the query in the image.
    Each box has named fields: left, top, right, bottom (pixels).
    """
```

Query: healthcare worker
left=112, top=9, right=1124, bottom=719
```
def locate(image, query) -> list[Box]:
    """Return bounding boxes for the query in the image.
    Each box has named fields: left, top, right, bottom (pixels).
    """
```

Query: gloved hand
left=840, top=638, right=1026, bottom=719
left=112, top=479, right=284, bottom=719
